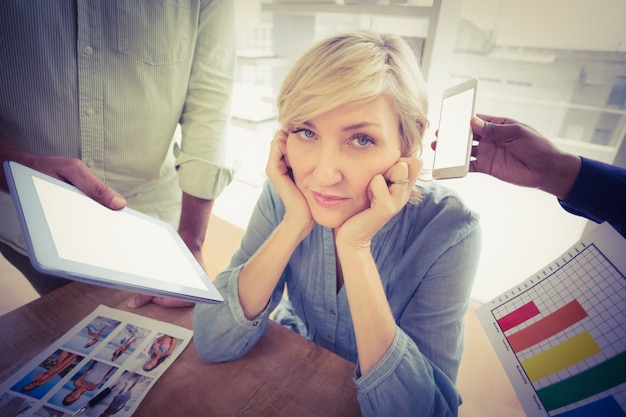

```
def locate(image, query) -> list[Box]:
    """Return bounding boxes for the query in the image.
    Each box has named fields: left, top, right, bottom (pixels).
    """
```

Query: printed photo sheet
left=0, top=305, right=192, bottom=417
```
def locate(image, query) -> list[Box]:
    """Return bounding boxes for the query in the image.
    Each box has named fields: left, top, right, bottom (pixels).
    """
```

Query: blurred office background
left=220, top=0, right=626, bottom=302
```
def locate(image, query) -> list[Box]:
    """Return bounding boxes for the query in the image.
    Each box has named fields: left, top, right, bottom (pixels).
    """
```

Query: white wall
left=439, top=174, right=588, bottom=302
left=461, top=0, right=626, bottom=52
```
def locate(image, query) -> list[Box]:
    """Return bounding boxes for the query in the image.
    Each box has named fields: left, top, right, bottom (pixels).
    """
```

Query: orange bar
left=507, top=300, right=588, bottom=353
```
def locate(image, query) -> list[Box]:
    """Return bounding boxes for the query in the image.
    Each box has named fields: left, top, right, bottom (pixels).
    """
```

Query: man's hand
left=127, top=294, right=194, bottom=308
left=1, top=138, right=126, bottom=209
left=431, top=115, right=582, bottom=200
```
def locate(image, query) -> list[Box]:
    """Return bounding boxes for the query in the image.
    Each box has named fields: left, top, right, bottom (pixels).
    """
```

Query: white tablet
left=4, top=161, right=223, bottom=304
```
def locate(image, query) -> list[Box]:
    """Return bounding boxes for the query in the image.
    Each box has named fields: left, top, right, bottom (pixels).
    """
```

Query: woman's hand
left=335, top=157, right=422, bottom=249
left=335, top=157, right=422, bottom=373
left=236, top=131, right=316, bottom=320
left=265, top=130, right=314, bottom=237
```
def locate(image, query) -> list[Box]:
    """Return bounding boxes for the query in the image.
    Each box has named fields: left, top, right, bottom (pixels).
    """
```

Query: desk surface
left=0, top=282, right=361, bottom=417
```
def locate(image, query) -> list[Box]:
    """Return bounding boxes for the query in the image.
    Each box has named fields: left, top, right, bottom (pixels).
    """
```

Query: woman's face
left=285, top=95, right=402, bottom=229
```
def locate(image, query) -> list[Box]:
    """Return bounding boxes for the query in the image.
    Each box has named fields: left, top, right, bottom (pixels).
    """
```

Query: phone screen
left=432, top=79, right=478, bottom=179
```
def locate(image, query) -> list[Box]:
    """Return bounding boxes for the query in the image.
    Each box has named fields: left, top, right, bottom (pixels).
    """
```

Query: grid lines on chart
left=489, top=243, right=626, bottom=415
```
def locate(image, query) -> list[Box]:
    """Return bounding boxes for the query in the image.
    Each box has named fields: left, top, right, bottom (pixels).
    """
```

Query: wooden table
left=0, top=282, right=361, bottom=417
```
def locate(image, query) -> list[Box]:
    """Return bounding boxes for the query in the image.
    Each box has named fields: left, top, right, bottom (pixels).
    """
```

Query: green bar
left=537, top=350, right=626, bottom=411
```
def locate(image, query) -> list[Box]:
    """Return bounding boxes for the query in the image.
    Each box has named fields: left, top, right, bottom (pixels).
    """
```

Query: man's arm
left=468, top=115, right=582, bottom=200
left=177, top=192, right=214, bottom=269
left=465, top=115, right=626, bottom=236
left=127, top=0, right=235, bottom=309
left=559, top=157, right=626, bottom=237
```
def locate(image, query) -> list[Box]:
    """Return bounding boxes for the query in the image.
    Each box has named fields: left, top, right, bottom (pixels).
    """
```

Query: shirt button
left=86, top=107, right=96, bottom=116
left=327, top=335, right=334, bottom=341
left=84, top=46, right=94, bottom=55
left=252, top=321, right=259, bottom=327
left=330, top=310, right=336, bottom=316
left=86, top=159, right=95, bottom=168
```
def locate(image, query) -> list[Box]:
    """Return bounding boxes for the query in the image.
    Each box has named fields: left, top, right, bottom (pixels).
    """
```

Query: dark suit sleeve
left=559, top=157, right=626, bottom=237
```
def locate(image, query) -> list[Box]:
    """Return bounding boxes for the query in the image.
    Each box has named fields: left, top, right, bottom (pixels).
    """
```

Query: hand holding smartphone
left=432, top=78, right=478, bottom=179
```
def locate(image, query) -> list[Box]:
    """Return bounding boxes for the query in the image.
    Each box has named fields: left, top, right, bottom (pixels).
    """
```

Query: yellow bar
left=521, top=331, right=601, bottom=382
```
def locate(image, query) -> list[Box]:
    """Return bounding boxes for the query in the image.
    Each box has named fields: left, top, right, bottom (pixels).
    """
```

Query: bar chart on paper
left=476, top=223, right=626, bottom=417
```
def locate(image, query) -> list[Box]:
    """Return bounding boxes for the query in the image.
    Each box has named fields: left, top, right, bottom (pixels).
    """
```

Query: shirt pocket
left=117, top=0, right=192, bottom=65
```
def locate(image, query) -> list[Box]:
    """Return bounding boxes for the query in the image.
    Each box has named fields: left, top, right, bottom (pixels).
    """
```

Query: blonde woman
left=194, top=30, right=480, bottom=417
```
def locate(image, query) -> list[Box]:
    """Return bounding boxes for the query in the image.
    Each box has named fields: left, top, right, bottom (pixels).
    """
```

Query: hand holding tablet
left=4, top=161, right=223, bottom=304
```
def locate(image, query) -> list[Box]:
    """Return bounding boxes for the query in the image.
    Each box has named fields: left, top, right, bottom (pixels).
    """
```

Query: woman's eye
left=293, top=129, right=316, bottom=140
left=352, top=134, right=374, bottom=147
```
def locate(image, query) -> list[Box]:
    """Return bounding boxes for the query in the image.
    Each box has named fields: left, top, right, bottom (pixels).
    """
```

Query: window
left=607, top=75, right=626, bottom=108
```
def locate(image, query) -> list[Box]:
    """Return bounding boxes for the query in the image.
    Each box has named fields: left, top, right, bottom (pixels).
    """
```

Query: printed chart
left=476, top=223, right=626, bottom=417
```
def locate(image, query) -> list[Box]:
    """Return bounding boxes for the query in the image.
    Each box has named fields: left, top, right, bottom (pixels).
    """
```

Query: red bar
left=507, top=300, right=588, bottom=353
left=497, top=301, right=540, bottom=332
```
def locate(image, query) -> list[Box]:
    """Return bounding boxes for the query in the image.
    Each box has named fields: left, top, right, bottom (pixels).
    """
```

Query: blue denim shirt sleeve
left=193, top=181, right=285, bottom=362
left=559, top=157, right=626, bottom=238
left=355, top=218, right=480, bottom=417
left=193, top=263, right=272, bottom=363
left=355, top=330, right=461, bottom=417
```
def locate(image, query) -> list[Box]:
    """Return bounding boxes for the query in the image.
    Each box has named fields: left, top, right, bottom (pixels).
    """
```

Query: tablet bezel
left=4, top=160, right=223, bottom=304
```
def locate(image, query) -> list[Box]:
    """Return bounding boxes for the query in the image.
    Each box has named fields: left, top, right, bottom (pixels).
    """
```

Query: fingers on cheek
left=373, top=175, right=403, bottom=207
left=393, top=162, right=409, bottom=182
left=366, top=174, right=384, bottom=200
left=268, top=139, right=287, bottom=169
left=400, top=157, right=422, bottom=184
left=274, top=130, right=287, bottom=141
left=372, top=176, right=402, bottom=217
left=270, top=131, right=288, bottom=152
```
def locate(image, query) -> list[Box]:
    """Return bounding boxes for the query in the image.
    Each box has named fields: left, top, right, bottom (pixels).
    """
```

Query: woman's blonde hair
left=277, top=29, right=429, bottom=157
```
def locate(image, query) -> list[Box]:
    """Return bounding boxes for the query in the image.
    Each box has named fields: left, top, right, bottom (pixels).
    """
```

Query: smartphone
left=432, top=78, right=478, bottom=180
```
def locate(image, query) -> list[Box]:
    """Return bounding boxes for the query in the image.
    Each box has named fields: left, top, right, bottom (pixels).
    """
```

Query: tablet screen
left=34, top=177, right=206, bottom=290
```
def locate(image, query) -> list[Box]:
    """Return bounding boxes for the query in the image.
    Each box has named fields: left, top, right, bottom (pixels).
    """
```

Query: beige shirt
left=0, top=0, right=236, bottom=253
